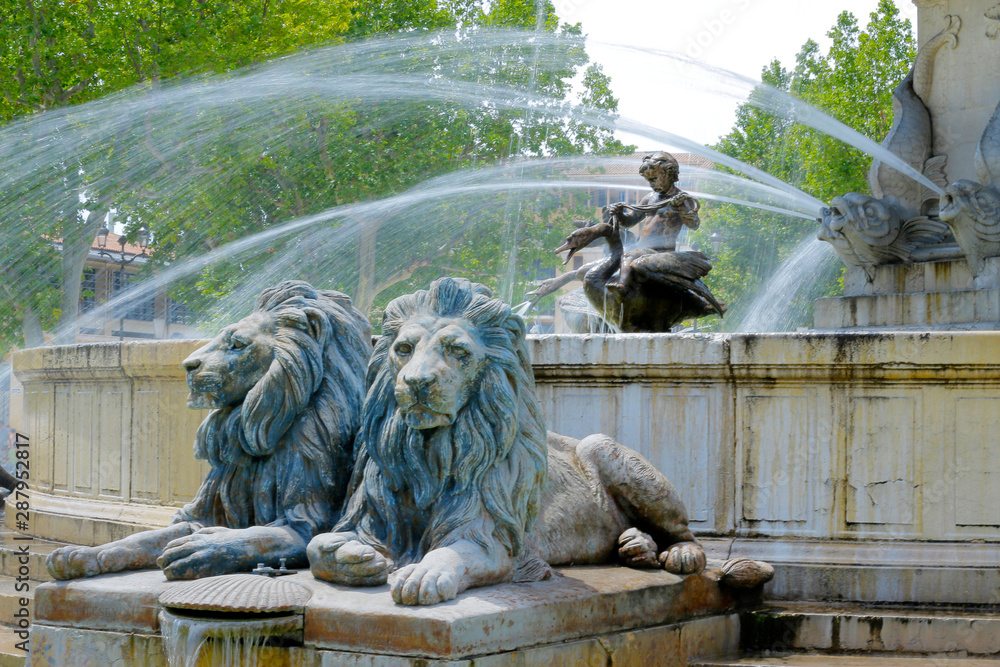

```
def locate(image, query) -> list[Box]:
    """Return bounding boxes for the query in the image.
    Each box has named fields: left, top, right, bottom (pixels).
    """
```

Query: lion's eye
left=230, top=336, right=249, bottom=350
left=448, top=344, right=471, bottom=360
left=395, top=342, right=413, bottom=356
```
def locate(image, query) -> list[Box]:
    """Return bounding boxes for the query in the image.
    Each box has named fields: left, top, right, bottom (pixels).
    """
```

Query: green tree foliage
left=0, top=0, right=354, bottom=120
left=0, top=0, right=630, bottom=352
left=136, top=1, right=631, bottom=325
left=696, top=0, right=915, bottom=329
left=0, top=0, right=354, bottom=348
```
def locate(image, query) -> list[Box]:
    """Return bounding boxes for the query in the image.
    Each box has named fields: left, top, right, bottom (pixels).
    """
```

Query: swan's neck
left=586, top=227, right=623, bottom=288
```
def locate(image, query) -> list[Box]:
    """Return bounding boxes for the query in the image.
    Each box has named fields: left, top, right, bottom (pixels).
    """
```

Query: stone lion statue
left=47, top=281, right=371, bottom=580
left=308, top=277, right=704, bottom=605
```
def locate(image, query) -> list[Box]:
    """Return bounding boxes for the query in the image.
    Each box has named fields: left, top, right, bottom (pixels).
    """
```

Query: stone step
left=693, top=654, right=1000, bottom=666
left=742, top=602, right=1000, bottom=657
left=0, top=625, right=27, bottom=667
left=0, top=543, right=60, bottom=584
left=0, top=576, right=33, bottom=628
left=715, top=537, right=1000, bottom=606
left=0, top=521, right=68, bottom=584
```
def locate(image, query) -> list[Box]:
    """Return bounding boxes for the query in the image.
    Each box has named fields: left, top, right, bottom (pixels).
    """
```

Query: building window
left=126, top=294, right=156, bottom=322
left=112, top=273, right=155, bottom=322
left=168, top=300, right=194, bottom=325
left=112, top=271, right=127, bottom=295
left=80, top=268, right=97, bottom=312
left=596, top=190, right=607, bottom=208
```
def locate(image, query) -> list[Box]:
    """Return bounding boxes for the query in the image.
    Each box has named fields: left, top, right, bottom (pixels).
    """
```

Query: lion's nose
left=403, top=372, right=435, bottom=392
left=183, top=357, right=202, bottom=372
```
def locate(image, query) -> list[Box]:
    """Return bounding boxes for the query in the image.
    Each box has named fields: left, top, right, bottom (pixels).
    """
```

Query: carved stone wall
left=531, top=332, right=1000, bottom=544
left=10, top=341, right=209, bottom=544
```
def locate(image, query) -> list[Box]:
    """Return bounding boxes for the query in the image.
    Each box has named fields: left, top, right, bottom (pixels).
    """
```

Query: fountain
left=159, top=573, right=311, bottom=667
left=7, top=1, right=1000, bottom=665
left=815, top=2, right=1000, bottom=330
left=529, top=152, right=727, bottom=333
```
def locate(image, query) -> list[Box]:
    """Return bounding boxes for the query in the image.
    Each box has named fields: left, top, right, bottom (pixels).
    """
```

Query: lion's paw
left=47, top=546, right=105, bottom=580
left=158, top=529, right=235, bottom=580
left=659, top=541, right=706, bottom=575
left=617, top=528, right=659, bottom=568
left=307, top=533, right=389, bottom=586
left=390, top=561, right=460, bottom=606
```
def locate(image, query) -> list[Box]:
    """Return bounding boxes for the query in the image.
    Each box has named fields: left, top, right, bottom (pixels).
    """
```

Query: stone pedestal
left=26, top=567, right=756, bottom=666
left=813, top=257, right=1000, bottom=330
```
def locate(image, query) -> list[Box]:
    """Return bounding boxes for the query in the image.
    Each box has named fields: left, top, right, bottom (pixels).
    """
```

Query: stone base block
left=813, top=288, right=1000, bottom=330
left=28, top=615, right=740, bottom=667
left=27, top=566, right=757, bottom=666
left=820, top=258, right=1000, bottom=330
left=842, top=257, right=1000, bottom=297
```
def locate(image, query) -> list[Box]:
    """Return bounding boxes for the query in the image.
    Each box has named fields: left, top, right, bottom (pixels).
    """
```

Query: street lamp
left=96, top=217, right=150, bottom=341
left=710, top=232, right=723, bottom=255
left=136, top=225, right=150, bottom=250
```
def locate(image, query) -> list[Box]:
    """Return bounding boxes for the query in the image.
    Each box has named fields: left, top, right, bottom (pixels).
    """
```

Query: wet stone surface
left=31, top=565, right=760, bottom=660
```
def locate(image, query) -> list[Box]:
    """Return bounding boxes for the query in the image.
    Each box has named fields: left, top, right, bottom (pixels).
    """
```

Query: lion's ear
left=279, top=307, right=330, bottom=344
left=302, top=307, right=330, bottom=344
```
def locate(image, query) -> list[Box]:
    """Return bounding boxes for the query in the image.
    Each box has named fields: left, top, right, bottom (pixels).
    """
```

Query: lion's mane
left=175, top=280, right=372, bottom=542
left=337, top=278, right=548, bottom=567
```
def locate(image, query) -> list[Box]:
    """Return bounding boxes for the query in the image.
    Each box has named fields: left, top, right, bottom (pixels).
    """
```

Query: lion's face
left=183, top=312, right=278, bottom=409
left=389, top=315, right=487, bottom=430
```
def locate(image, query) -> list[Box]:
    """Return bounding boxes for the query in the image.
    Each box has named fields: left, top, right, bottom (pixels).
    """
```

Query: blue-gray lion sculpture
left=308, top=277, right=703, bottom=605
left=47, top=281, right=371, bottom=580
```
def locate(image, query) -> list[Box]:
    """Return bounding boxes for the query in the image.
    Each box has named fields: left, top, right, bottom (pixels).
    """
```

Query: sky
left=566, top=0, right=919, bottom=148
